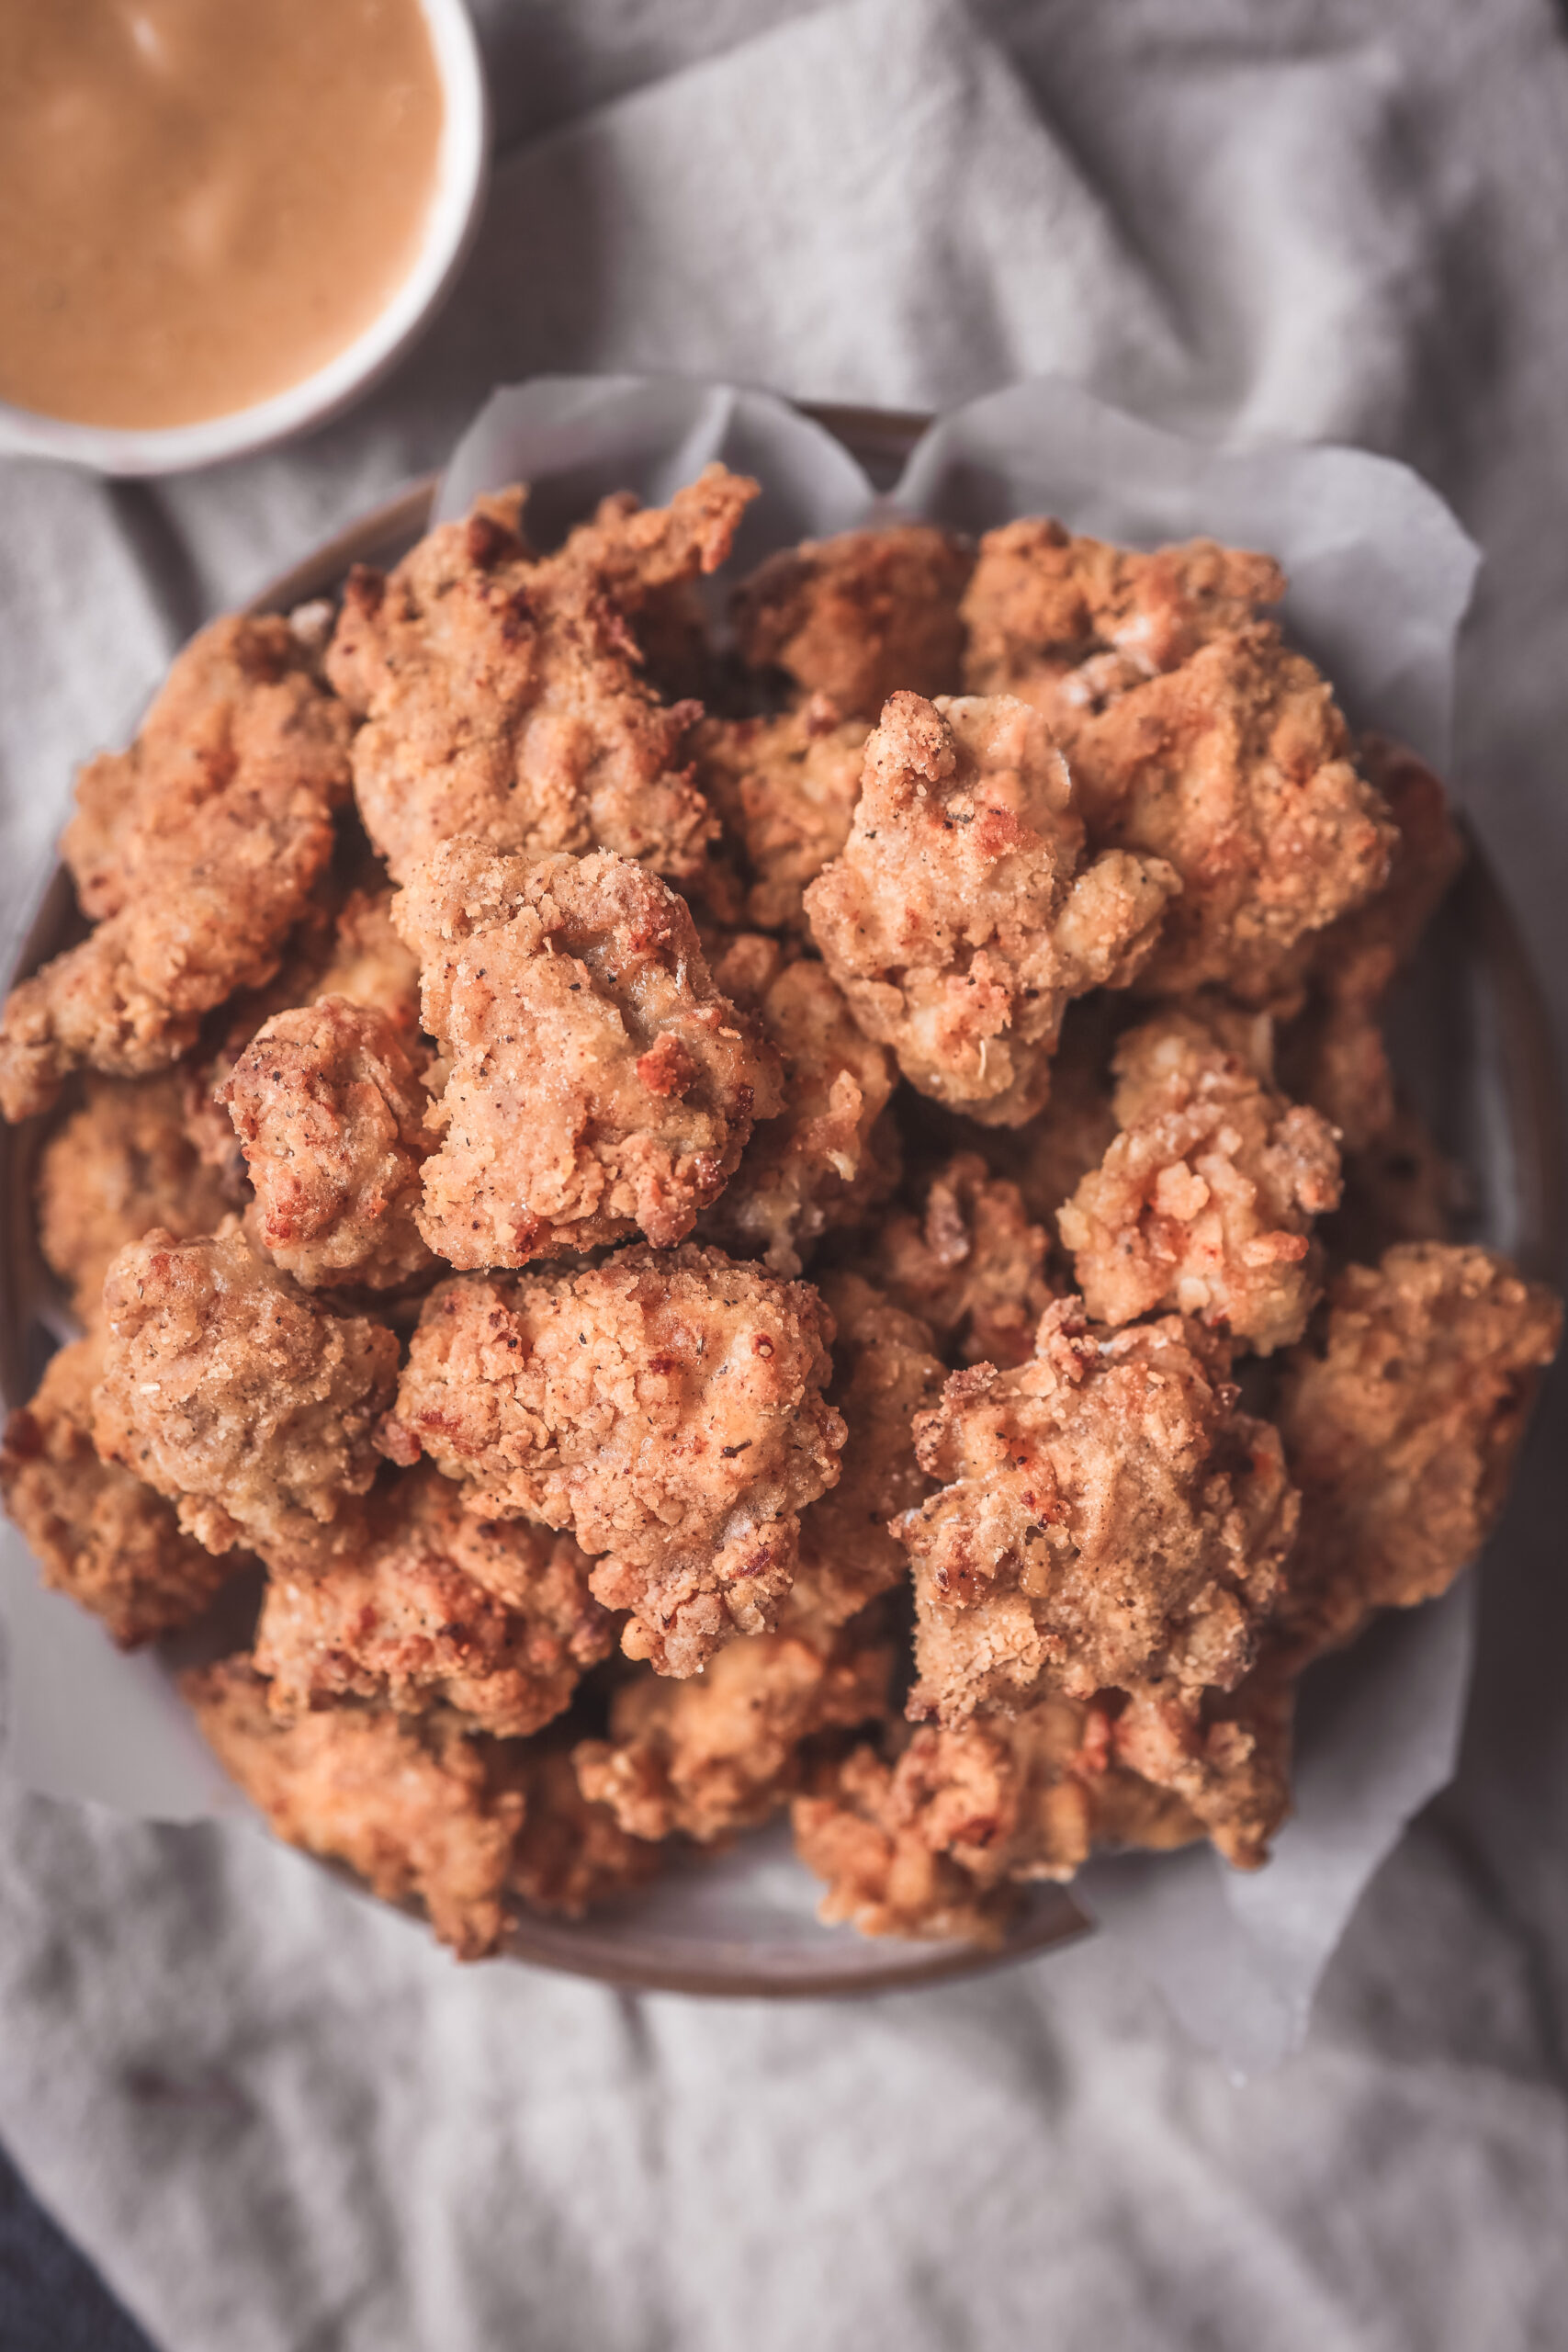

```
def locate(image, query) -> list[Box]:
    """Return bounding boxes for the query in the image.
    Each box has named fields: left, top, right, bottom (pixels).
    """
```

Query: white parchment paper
left=0, top=373, right=1486, bottom=2068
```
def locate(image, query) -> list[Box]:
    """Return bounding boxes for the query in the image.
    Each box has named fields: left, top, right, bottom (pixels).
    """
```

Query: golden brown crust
left=791, top=1687, right=1214, bottom=1943
left=573, top=1616, right=892, bottom=1844
left=36, top=1071, right=233, bottom=1319
left=0, top=1329, right=247, bottom=1647
left=1063, top=628, right=1397, bottom=1003
left=1275, top=738, right=1467, bottom=1152
left=1276, top=1243, right=1561, bottom=1666
left=314, top=887, right=424, bottom=1037
left=1057, top=1005, right=1342, bottom=1354
left=254, top=1463, right=613, bottom=1738
left=379, top=1247, right=846, bottom=1677
left=183, top=1659, right=526, bottom=1959
left=695, top=945, right=898, bottom=1276
left=95, top=1220, right=400, bottom=1562
left=804, top=692, right=1178, bottom=1123
left=779, top=1270, right=944, bottom=1634
left=508, top=1745, right=665, bottom=1917
left=694, top=699, right=870, bottom=934
left=900, top=1299, right=1299, bottom=1860
left=962, top=522, right=1284, bottom=706
left=870, top=1151, right=1055, bottom=1370
left=733, top=523, right=974, bottom=718
left=0, top=616, right=351, bottom=1120
left=222, top=996, right=436, bottom=1291
left=325, top=471, right=755, bottom=890
left=396, top=839, right=780, bottom=1268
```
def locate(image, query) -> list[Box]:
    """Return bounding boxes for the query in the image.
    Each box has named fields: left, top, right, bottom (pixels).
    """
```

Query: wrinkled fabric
left=2, top=2, right=1567, bottom=2345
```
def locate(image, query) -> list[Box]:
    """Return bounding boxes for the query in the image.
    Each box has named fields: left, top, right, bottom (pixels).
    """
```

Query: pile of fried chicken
left=1, top=466, right=1558, bottom=1961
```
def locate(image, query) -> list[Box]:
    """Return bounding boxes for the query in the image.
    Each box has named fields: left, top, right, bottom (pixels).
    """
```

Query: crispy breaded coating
left=792, top=1694, right=1209, bottom=1942
left=95, top=1220, right=400, bottom=1562
left=1276, top=738, right=1466, bottom=1150
left=791, top=1741, right=1014, bottom=1944
left=900, top=1300, right=1298, bottom=1857
left=184, top=1660, right=525, bottom=1959
left=803, top=693, right=1178, bottom=1123
left=1276, top=1243, right=1561, bottom=1668
left=325, top=469, right=755, bottom=889
left=395, top=838, right=780, bottom=1267
left=574, top=1615, right=892, bottom=1844
left=780, top=1271, right=944, bottom=1634
left=380, top=1246, right=846, bottom=1677
left=871, top=1152, right=1054, bottom=1370
left=221, top=996, right=436, bottom=1291
left=694, top=697, right=871, bottom=933
left=696, top=943, right=898, bottom=1277
left=1056, top=628, right=1397, bottom=1003
left=0, top=616, right=351, bottom=1121
left=733, top=523, right=974, bottom=718
left=962, top=521, right=1284, bottom=709
left=981, top=1001, right=1121, bottom=1236
left=36, top=1070, right=233, bottom=1317
left=181, top=884, right=426, bottom=1199
left=0, top=1329, right=247, bottom=1646
left=1057, top=1005, right=1341, bottom=1354
left=509, top=1745, right=664, bottom=1917
left=315, top=887, right=424, bottom=1036
left=254, top=1464, right=612, bottom=1738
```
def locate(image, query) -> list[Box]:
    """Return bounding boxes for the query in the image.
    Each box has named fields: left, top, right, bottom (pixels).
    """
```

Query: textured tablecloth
left=2, top=4, right=1567, bottom=2346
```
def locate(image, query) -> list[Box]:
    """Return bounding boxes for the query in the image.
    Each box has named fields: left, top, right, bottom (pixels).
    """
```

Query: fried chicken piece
left=574, top=1613, right=892, bottom=1845
left=36, top=1071, right=233, bottom=1318
left=395, top=839, right=779, bottom=1268
left=183, top=1660, right=525, bottom=1959
left=803, top=693, right=1179, bottom=1123
left=780, top=1271, right=944, bottom=1634
left=181, top=884, right=427, bottom=1200
left=379, top=1246, right=846, bottom=1677
left=791, top=1740, right=1015, bottom=1944
left=965, top=530, right=1401, bottom=1003
left=0, top=1329, right=248, bottom=1646
left=254, top=1463, right=613, bottom=1738
left=733, top=523, right=974, bottom=718
left=0, top=616, right=352, bottom=1121
left=509, top=1744, right=665, bottom=1917
left=95, top=1220, right=400, bottom=1562
left=1058, top=628, right=1397, bottom=1003
left=325, top=469, right=756, bottom=889
left=900, top=1299, right=1298, bottom=1860
left=962, top=520, right=1284, bottom=710
left=695, top=943, right=898, bottom=1276
left=1275, top=1243, right=1561, bottom=1668
left=694, top=697, right=871, bottom=933
left=220, top=996, right=436, bottom=1292
left=980, top=1000, right=1121, bottom=1236
left=315, top=887, right=424, bottom=1037
left=871, top=1152, right=1054, bottom=1369
left=793, top=1693, right=1209, bottom=1942
left=1276, top=738, right=1466, bottom=1150
left=1057, top=1005, right=1341, bottom=1354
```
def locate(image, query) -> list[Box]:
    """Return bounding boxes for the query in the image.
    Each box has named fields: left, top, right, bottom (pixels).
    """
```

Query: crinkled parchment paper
left=0, top=375, right=1483, bottom=2069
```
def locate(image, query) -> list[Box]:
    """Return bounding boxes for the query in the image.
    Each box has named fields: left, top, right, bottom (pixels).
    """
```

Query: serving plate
left=1, top=406, right=1560, bottom=1997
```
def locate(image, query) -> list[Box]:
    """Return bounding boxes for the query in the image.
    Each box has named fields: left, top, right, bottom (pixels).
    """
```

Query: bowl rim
left=0, top=0, right=491, bottom=480
left=1, top=403, right=1561, bottom=1999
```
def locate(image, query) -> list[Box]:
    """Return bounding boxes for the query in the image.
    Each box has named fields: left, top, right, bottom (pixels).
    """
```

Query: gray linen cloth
left=2, top=2, right=1567, bottom=2344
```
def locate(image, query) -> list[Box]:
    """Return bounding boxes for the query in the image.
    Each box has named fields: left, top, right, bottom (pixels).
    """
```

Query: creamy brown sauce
left=0, top=0, right=445, bottom=430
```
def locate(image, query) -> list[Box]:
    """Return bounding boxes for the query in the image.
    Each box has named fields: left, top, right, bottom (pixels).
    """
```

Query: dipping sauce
left=0, top=0, right=445, bottom=430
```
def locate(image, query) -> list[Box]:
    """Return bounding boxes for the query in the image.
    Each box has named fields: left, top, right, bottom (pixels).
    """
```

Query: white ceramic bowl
left=0, top=0, right=488, bottom=479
